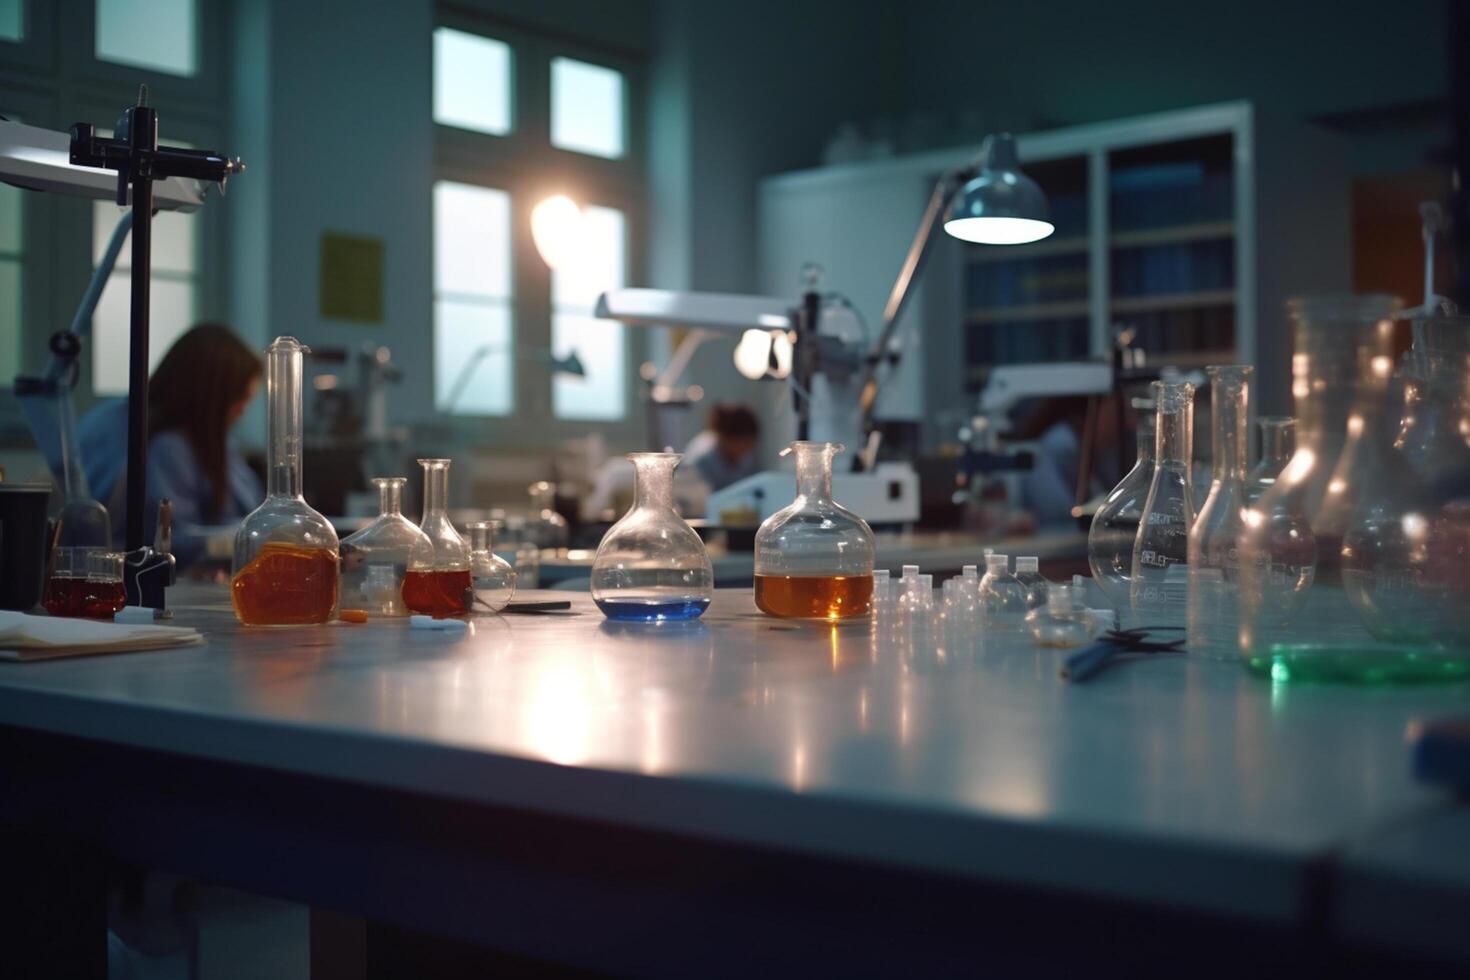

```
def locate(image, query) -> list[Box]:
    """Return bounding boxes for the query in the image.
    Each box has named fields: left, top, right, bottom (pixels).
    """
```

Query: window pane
left=0, top=182, right=20, bottom=254
left=434, top=28, right=512, bottom=136
left=93, top=200, right=196, bottom=274
left=92, top=275, right=194, bottom=395
left=551, top=57, right=625, bottom=159
left=553, top=205, right=625, bottom=420
left=0, top=0, right=22, bottom=42
left=433, top=181, right=510, bottom=299
left=0, top=259, right=19, bottom=385
left=96, top=0, right=197, bottom=77
left=435, top=299, right=512, bottom=415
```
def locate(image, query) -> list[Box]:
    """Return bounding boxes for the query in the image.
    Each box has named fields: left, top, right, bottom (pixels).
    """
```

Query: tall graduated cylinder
left=231, top=337, right=340, bottom=625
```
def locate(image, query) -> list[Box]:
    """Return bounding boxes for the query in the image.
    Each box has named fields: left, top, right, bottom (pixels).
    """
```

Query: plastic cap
left=1016, top=557, right=1039, bottom=573
left=873, top=569, right=890, bottom=583
left=986, top=554, right=1008, bottom=570
left=902, top=564, right=919, bottom=579
left=918, top=574, right=932, bottom=588
left=962, top=564, right=978, bottom=577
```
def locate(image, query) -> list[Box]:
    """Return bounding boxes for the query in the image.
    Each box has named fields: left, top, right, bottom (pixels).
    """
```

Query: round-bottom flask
left=591, top=453, right=713, bottom=621
left=466, top=520, right=517, bottom=613
left=753, top=442, right=876, bottom=620
left=339, top=477, right=434, bottom=617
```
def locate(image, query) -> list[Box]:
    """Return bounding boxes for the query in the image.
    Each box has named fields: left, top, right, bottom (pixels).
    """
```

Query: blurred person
left=684, top=402, right=761, bottom=493
left=1015, top=396, right=1132, bottom=530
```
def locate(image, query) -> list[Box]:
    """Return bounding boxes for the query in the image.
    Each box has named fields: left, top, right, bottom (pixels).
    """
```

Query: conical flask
left=1087, top=408, right=1154, bottom=611
left=591, top=453, right=713, bottom=621
left=753, top=441, right=875, bottom=619
left=339, top=477, right=433, bottom=617
left=1131, top=380, right=1194, bottom=625
left=232, top=337, right=340, bottom=626
left=1187, top=365, right=1251, bottom=658
left=403, top=458, right=473, bottom=617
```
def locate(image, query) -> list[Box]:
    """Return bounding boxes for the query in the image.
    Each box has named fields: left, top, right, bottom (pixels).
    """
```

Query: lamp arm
left=854, top=164, right=976, bottom=469
left=46, top=211, right=134, bottom=383
left=655, top=327, right=711, bottom=389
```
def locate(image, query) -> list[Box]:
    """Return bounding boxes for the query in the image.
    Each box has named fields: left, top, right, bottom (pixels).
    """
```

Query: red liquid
left=402, top=568, right=473, bottom=617
left=42, top=576, right=127, bottom=619
left=231, top=542, right=339, bottom=626
left=754, top=574, right=873, bottom=619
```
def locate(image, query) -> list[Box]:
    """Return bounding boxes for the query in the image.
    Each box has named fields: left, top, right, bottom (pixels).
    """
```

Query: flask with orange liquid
left=402, top=458, right=473, bottom=617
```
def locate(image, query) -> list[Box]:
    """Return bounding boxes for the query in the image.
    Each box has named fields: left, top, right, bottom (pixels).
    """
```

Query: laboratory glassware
left=979, top=554, right=1028, bottom=630
left=402, top=459, right=473, bottom=617
left=1246, top=417, right=1295, bottom=504
left=527, top=480, right=570, bottom=551
left=338, top=477, right=434, bottom=618
left=591, top=453, right=713, bottom=620
left=1187, top=365, right=1252, bottom=659
left=1131, top=381, right=1195, bottom=625
left=754, top=442, right=876, bottom=619
left=1026, top=583, right=1093, bottom=648
left=1014, top=556, right=1048, bottom=609
left=232, top=337, right=340, bottom=626
left=42, top=549, right=125, bottom=619
left=465, top=520, right=517, bottom=613
left=1087, top=409, right=1155, bottom=610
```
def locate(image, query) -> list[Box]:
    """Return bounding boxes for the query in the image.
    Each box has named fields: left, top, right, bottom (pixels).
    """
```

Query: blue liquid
left=595, top=596, right=710, bottom=622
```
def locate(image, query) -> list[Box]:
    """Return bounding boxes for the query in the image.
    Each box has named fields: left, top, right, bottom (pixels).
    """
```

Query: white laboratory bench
left=0, top=584, right=1465, bottom=976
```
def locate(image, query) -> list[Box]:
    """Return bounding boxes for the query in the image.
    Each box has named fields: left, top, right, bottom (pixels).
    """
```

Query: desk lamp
left=0, top=87, right=245, bottom=611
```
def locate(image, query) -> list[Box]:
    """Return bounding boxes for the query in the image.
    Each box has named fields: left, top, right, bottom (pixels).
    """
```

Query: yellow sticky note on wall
left=319, top=232, right=384, bottom=323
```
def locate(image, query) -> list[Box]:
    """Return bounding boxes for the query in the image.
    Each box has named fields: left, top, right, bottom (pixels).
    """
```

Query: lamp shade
left=943, top=133, right=1054, bottom=245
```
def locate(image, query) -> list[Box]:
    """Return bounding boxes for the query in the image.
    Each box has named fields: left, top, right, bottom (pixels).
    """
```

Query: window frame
left=431, top=10, right=646, bottom=448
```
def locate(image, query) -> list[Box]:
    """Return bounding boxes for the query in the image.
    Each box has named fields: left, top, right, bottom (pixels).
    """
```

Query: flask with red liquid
left=402, top=458, right=472, bottom=617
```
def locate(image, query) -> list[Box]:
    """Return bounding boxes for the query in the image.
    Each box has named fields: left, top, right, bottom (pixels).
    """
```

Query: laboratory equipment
left=1088, top=408, right=1155, bottom=610
left=1013, top=556, right=1048, bottom=610
left=978, top=554, right=1028, bottom=630
left=338, top=477, right=434, bottom=618
left=403, top=459, right=473, bottom=618
left=1246, top=417, right=1295, bottom=504
left=42, top=550, right=126, bottom=620
left=465, top=520, right=517, bottom=613
left=526, top=481, right=570, bottom=551
left=1187, top=365, right=1252, bottom=659
left=1131, top=381, right=1195, bottom=625
left=754, top=442, right=876, bottom=620
left=232, top=337, right=340, bottom=627
left=591, top=453, right=713, bottom=621
left=1026, top=584, right=1094, bottom=648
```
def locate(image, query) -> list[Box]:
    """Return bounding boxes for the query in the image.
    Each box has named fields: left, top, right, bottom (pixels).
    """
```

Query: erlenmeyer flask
left=1246, top=417, right=1295, bottom=504
left=465, top=520, right=517, bottom=613
left=1131, top=380, right=1194, bottom=625
left=403, top=458, right=473, bottom=617
left=1187, top=365, right=1251, bottom=658
left=753, top=441, right=875, bottom=619
left=591, top=453, right=713, bottom=620
left=339, top=477, right=433, bottom=617
left=232, top=337, right=340, bottom=626
left=1088, top=407, right=1154, bottom=611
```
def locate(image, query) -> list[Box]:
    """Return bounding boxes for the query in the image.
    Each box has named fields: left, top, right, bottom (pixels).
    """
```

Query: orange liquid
left=231, top=542, right=339, bottom=626
left=42, top=577, right=127, bottom=619
left=402, top=568, right=472, bottom=617
left=754, top=574, right=873, bottom=620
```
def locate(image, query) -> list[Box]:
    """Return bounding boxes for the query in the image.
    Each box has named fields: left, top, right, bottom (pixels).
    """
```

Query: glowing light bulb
left=734, top=329, right=773, bottom=380
left=531, top=195, right=583, bottom=269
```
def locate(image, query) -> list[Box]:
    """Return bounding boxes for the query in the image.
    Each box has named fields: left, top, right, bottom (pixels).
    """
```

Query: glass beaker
left=339, top=477, right=434, bottom=617
left=402, top=459, right=473, bottom=617
left=591, top=453, right=713, bottom=620
left=1088, top=407, right=1155, bottom=611
left=1246, top=417, right=1295, bottom=504
left=466, top=520, right=517, bottom=613
left=1131, top=381, right=1194, bottom=624
left=753, top=441, right=876, bottom=619
left=1187, top=365, right=1252, bottom=658
left=232, top=337, right=340, bottom=626
left=978, top=554, right=1028, bottom=630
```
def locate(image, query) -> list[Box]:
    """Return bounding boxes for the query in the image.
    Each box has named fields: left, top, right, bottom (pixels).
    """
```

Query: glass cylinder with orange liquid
left=753, top=441, right=875, bottom=620
left=403, top=458, right=473, bottom=617
left=231, top=337, right=340, bottom=625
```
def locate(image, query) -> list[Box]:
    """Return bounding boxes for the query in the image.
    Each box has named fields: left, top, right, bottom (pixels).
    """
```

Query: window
left=0, top=0, right=22, bottom=43
left=90, top=201, right=198, bottom=395
left=95, top=0, right=196, bottom=77
left=552, top=206, right=626, bottom=420
left=433, top=181, right=513, bottom=416
left=551, top=57, right=624, bottom=159
left=0, top=179, right=20, bottom=384
left=433, top=27, right=512, bottom=136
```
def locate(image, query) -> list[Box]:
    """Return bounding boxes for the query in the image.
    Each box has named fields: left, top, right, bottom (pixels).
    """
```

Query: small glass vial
left=465, top=520, right=517, bottom=613
left=339, top=477, right=434, bottom=618
left=232, top=337, right=340, bottom=626
left=1131, top=380, right=1195, bottom=626
left=403, top=459, right=473, bottom=617
left=979, top=554, right=1028, bottom=630
left=591, top=452, right=713, bottom=621
left=1013, top=556, right=1048, bottom=609
left=1026, top=583, right=1093, bottom=648
left=754, top=441, right=876, bottom=619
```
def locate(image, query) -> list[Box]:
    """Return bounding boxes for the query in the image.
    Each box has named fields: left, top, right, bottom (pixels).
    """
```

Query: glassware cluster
left=339, top=477, right=434, bottom=618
